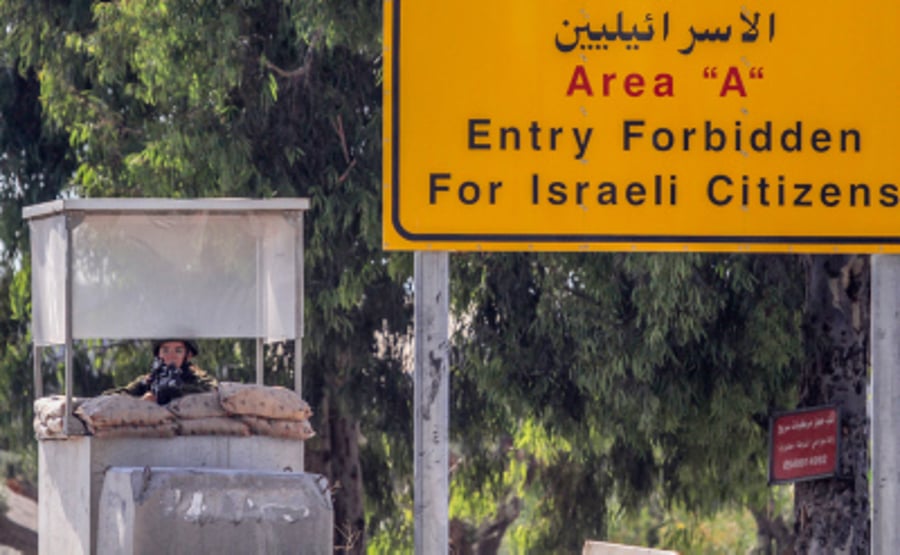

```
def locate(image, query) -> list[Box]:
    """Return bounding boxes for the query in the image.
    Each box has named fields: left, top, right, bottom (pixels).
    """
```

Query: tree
left=449, top=250, right=872, bottom=553
left=794, top=255, right=869, bottom=553
left=0, top=58, right=76, bottom=477
left=450, top=251, right=806, bottom=551
left=0, top=1, right=409, bottom=551
left=0, top=2, right=871, bottom=553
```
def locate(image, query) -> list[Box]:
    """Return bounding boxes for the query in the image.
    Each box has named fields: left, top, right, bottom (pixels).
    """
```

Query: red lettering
left=623, top=74, right=644, bottom=96
left=566, top=65, right=593, bottom=96
left=654, top=74, right=674, bottom=97
left=601, top=73, right=617, bottom=96
left=566, top=67, right=676, bottom=98
left=719, top=67, right=747, bottom=97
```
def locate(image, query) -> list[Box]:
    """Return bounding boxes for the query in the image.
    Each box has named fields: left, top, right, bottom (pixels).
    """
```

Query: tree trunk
left=751, top=506, right=792, bottom=554
left=794, top=255, right=869, bottom=554
left=448, top=497, right=522, bottom=555
left=305, top=391, right=366, bottom=554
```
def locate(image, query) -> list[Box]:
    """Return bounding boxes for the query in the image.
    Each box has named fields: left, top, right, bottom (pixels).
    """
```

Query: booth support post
left=63, top=213, right=74, bottom=436
left=33, top=345, right=42, bottom=399
left=294, top=212, right=305, bottom=396
left=295, top=212, right=305, bottom=470
left=255, top=237, right=264, bottom=384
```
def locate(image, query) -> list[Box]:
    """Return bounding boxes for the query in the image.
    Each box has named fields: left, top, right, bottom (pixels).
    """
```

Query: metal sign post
left=413, top=251, right=450, bottom=555
left=871, top=255, right=900, bottom=552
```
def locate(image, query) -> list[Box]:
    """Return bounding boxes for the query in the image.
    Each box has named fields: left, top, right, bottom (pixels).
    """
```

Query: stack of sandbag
left=217, top=382, right=315, bottom=440
left=75, top=394, right=177, bottom=438
left=33, top=395, right=88, bottom=439
left=166, top=391, right=250, bottom=437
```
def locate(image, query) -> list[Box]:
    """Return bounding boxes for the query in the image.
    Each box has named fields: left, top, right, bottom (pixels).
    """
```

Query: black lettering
left=468, top=119, right=491, bottom=150
left=549, top=127, right=563, bottom=150
left=841, top=129, right=862, bottom=152
left=458, top=181, right=481, bottom=204
left=625, top=182, right=646, bottom=205
left=850, top=183, right=871, bottom=207
left=429, top=173, right=451, bottom=204
left=707, top=174, right=733, bottom=206
left=758, top=176, right=771, bottom=206
left=576, top=181, right=590, bottom=204
left=623, top=120, right=644, bottom=151
left=488, top=181, right=503, bottom=204
left=597, top=182, right=617, bottom=205
left=811, top=129, right=831, bottom=152
left=819, top=183, right=841, bottom=207
left=750, top=122, right=772, bottom=151
left=880, top=184, right=899, bottom=207
left=499, top=127, right=520, bottom=150
left=652, top=128, right=674, bottom=151
left=681, top=128, right=697, bottom=151
left=781, top=122, right=802, bottom=152
left=794, top=183, right=812, bottom=206
left=548, top=181, right=567, bottom=205
left=529, top=121, right=543, bottom=151
left=704, top=121, right=725, bottom=151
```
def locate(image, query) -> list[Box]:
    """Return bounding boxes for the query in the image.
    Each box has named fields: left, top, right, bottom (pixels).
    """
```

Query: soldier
left=110, top=339, right=217, bottom=404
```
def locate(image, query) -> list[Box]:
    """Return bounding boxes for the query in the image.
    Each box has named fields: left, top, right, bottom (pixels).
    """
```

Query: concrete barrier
left=97, top=466, right=332, bottom=555
left=39, top=435, right=307, bottom=554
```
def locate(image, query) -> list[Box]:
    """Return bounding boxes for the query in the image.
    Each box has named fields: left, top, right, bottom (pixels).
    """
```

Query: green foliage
left=0, top=1, right=411, bottom=547
left=0, top=53, right=74, bottom=482
left=0, top=0, right=812, bottom=551
left=604, top=484, right=793, bottom=554
left=451, top=252, right=804, bottom=548
left=367, top=485, right=413, bottom=554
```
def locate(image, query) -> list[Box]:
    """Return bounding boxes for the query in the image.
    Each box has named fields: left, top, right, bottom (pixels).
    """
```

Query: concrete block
left=97, top=467, right=332, bottom=555
left=39, top=435, right=306, bottom=554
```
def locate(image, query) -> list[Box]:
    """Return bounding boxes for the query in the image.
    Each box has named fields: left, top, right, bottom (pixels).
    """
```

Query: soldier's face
left=159, top=341, right=190, bottom=367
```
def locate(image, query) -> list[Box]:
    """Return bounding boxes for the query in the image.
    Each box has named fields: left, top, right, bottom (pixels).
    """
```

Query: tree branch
left=263, top=57, right=312, bottom=79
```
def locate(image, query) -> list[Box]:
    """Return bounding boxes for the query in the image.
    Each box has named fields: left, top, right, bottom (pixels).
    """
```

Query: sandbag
left=241, top=416, right=315, bottom=440
left=91, top=422, right=178, bottom=439
left=218, top=382, right=313, bottom=421
left=166, top=391, right=228, bottom=419
left=76, top=394, right=175, bottom=432
left=177, top=416, right=250, bottom=436
left=33, top=395, right=88, bottom=438
left=33, top=415, right=88, bottom=439
left=34, top=395, right=84, bottom=420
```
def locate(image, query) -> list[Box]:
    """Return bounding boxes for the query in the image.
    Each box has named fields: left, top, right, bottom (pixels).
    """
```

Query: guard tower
left=23, top=198, right=331, bottom=555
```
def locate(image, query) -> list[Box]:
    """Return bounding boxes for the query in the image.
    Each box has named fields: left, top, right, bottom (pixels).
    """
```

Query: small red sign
left=769, top=406, right=840, bottom=484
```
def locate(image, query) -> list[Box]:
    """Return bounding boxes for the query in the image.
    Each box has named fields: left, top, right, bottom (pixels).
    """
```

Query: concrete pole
left=871, top=255, right=900, bottom=553
left=413, top=251, right=449, bottom=555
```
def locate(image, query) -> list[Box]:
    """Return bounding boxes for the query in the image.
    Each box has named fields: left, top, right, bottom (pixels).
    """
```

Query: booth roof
left=23, top=198, right=310, bottom=220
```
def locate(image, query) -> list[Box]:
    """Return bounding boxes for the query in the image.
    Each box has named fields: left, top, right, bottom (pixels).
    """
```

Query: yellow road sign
left=383, top=0, right=900, bottom=252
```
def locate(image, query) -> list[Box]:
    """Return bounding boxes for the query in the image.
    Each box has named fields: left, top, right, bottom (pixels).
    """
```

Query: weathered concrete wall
left=38, top=437, right=92, bottom=555
left=39, top=436, right=307, bottom=554
left=97, top=467, right=332, bottom=555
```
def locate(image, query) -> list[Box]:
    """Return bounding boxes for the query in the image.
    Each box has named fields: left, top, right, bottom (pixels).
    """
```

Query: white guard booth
left=23, top=198, right=332, bottom=555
